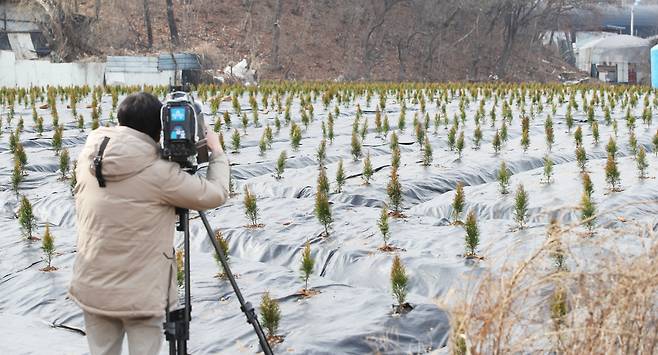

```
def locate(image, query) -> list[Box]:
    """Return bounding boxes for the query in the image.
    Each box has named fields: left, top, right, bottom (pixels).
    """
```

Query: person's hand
left=204, top=124, right=222, bottom=154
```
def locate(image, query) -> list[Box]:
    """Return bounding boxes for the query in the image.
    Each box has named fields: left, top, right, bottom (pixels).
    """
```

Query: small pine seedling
left=59, top=148, right=70, bottom=179
left=231, top=129, right=241, bottom=153
left=362, top=152, right=373, bottom=184
left=243, top=186, right=259, bottom=227
left=335, top=159, right=346, bottom=193
left=498, top=161, right=510, bottom=194
left=18, top=195, right=36, bottom=239
left=543, top=155, right=553, bottom=183
left=581, top=171, right=594, bottom=198
left=387, top=167, right=403, bottom=215
left=575, top=145, right=587, bottom=172
left=378, top=206, right=390, bottom=248
left=176, top=249, right=185, bottom=287
left=300, top=241, right=314, bottom=290
left=213, top=230, right=230, bottom=276
left=581, top=192, right=596, bottom=233
left=390, top=255, right=408, bottom=308
left=351, top=132, right=362, bottom=161
left=316, top=139, right=327, bottom=166
left=452, top=182, right=465, bottom=223
left=315, top=191, right=332, bottom=236
left=275, top=151, right=286, bottom=180
left=422, top=135, right=433, bottom=166
left=637, top=147, right=648, bottom=178
left=514, top=184, right=529, bottom=229
left=41, top=224, right=56, bottom=270
left=260, top=292, right=281, bottom=338
left=605, top=154, right=620, bottom=191
left=464, top=210, right=479, bottom=258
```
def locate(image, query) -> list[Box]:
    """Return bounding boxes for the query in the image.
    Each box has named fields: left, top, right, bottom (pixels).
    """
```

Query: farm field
left=1, top=82, right=657, bottom=354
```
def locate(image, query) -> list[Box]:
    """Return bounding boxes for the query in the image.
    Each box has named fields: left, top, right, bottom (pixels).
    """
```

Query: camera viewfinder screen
left=170, top=107, right=186, bottom=122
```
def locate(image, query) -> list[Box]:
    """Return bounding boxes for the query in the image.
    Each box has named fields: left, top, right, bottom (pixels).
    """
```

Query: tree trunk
left=95, top=0, right=100, bottom=19
left=143, top=0, right=153, bottom=48
left=166, top=0, right=180, bottom=46
left=270, top=0, right=282, bottom=70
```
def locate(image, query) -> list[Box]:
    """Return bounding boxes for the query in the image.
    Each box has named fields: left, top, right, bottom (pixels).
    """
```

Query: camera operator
left=68, top=92, right=229, bottom=355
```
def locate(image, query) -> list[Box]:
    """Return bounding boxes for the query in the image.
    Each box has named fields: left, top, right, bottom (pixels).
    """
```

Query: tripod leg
left=198, top=211, right=273, bottom=355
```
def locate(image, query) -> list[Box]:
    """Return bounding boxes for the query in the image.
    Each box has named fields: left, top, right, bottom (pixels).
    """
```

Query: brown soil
left=295, top=288, right=320, bottom=299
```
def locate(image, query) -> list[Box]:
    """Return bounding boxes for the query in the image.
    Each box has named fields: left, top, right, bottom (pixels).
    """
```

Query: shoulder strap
left=93, top=136, right=111, bottom=188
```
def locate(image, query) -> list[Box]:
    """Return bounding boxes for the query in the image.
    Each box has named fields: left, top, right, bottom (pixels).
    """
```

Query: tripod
left=164, top=208, right=274, bottom=355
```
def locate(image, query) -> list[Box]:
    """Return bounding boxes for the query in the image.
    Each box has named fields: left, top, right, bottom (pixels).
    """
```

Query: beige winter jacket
left=68, top=126, right=230, bottom=318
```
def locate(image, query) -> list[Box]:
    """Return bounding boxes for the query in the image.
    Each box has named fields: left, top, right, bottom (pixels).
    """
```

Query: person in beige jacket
left=69, top=92, right=230, bottom=355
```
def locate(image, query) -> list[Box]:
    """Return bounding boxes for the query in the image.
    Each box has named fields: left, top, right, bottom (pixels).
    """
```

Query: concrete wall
left=0, top=50, right=105, bottom=87
left=105, top=71, right=175, bottom=86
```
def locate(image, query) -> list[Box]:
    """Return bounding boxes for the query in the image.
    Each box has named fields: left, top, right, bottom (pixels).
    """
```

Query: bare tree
left=166, top=0, right=179, bottom=46
left=143, top=0, right=153, bottom=48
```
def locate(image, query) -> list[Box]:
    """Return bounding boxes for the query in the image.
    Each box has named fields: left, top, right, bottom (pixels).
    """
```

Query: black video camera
left=161, top=89, right=208, bottom=168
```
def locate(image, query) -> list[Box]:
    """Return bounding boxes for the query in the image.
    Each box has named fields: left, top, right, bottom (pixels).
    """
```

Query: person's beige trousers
left=84, top=311, right=164, bottom=355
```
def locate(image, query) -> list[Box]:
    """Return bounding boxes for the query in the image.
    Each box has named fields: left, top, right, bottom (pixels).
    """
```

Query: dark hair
left=118, top=92, right=163, bottom=142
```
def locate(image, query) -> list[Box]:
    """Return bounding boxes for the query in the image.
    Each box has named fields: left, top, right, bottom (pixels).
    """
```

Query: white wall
left=0, top=51, right=106, bottom=87
left=105, top=71, right=175, bottom=86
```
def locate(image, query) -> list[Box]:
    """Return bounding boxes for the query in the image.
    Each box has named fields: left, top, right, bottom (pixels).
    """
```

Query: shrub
left=351, top=132, right=362, bottom=161
left=543, top=155, right=553, bottom=183
left=223, top=111, right=231, bottom=127
left=653, top=130, right=658, bottom=155
left=41, top=224, right=56, bottom=270
left=275, top=151, right=286, bottom=179
left=260, top=292, right=281, bottom=338
left=398, top=110, right=406, bottom=131
left=77, top=114, right=85, bottom=131
left=335, top=159, right=346, bottom=193
left=565, top=106, right=574, bottom=132
left=464, top=210, right=479, bottom=257
left=605, top=154, right=620, bottom=191
left=636, top=147, right=648, bottom=179
left=8, top=130, right=18, bottom=154
left=231, top=129, right=241, bottom=153
left=520, top=116, right=530, bottom=152
left=383, top=114, right=390, bottom=136
left=300, top=241, right=314, bottom=290
left=580, top=192, right=596, bottom=232
left=243, top=186, right=259, bottom=226
left=498, top=161, right=511, bottom=194
left=452, top=182, right=465, bottom=223
left=575, top=146, right=587, bottom=172
left=59, top=148, right=70, bottom=179
left=514, top=184, right=528, bottom=228
left=390, top=255, right=408, bottom=307
left=18, top=195, right=36, bottom=239
left=500, top=121, right=508, bottom=143
left=591, top=121, right=599, bottom=145
left=378, top=206, right=390, bottom=248
left=422, top=135, right=433, bottom=166
left=328, top=114, right=335, bottom=143
left=362, top=152, right=373, bottom=184
left=387, top=167, right=403, bottom=215
left=315, top=189, right=332, bottom=237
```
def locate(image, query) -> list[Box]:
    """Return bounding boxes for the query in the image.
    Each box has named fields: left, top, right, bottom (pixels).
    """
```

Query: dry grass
left=442, top=206, right=658, bottom=355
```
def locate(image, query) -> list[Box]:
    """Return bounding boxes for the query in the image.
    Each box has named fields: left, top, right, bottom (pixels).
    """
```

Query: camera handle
left=164, top=208, right=274, bottom=355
